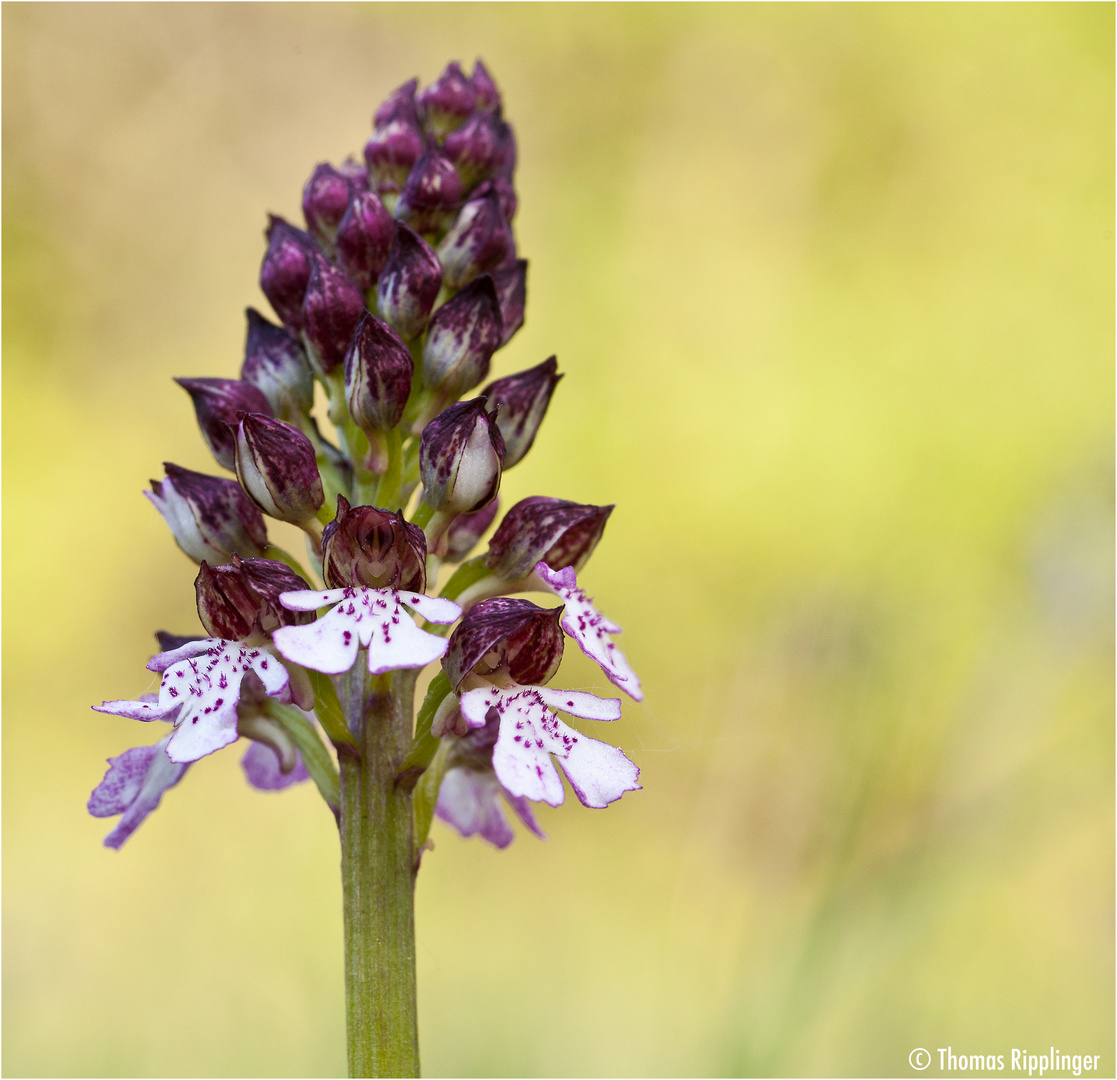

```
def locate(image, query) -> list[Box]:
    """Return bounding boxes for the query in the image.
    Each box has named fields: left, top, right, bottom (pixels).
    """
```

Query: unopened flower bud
left=374, top=78, right=420, bottom=128
left=422, top=275, right=503, bottom=400
left=482, top=356, right=562, bottom=468
left=491, top=118, right=517, bottom=181
left=470, top=60, right=502, bottom=113
left=344, top=312, right=413, bottom=433
left=416, top=61, right=476, bottom=140
left=490, top=259, right=527, bottom=346
left=321, top=495, right=427, bottom=591
left=233, top=413, right=324, bottom=524
left=443, top=111, right=500, bottom=188
left=442, top=597, right=564, bottom=690
left=364, top=117, right=425, bottom=198
left=396, top=145, right=464, bottom=237
left=420, top=398, right=505, bottom=515
left=301, top=253, right=366, bottom=377
left=336, top=191, right=395, bottom=291
left=146, top=462, right=268, bottom=563
left=302, top=163, right=355, bottom=252
left=437, top=192, right=514, bottom=290
left=195, top=555, right=313, bottom=641
left=473, top=176, right=518, bottom=222
left=485, top=496, right=613, bottom=580
left=442, top=499, right=500, bottom=563
left=337, top=157, right=370, bottom=191
left=240, top=308, right=314, bottom=421
left=176, top=377, right=273, bottom=471
left=375, top=224, right=443, bottom=341
left=259, top=215, right=316, bottom=332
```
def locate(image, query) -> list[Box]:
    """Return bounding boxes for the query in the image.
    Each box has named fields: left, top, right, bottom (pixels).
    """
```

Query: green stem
left=263, top=700, right=341, bottom=814
left=339, top=666, right=420, bottom=1078
left=374, top=427, right=405, bottom=512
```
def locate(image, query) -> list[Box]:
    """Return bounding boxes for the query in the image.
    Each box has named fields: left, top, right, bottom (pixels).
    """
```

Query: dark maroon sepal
left=482, top=356, right=562, bottom=469
left=374, top=78, right=420, bottom=128
left=241, top=308, right=314, bottom=421
left=489, top=259, right=527, bottom=346
left=396, top=145, right=464, bottom=237
left=176, top=377, right=273, bottom=471
left=419, top=398, right=505, bottom=515
left=302, top=163, right=356, bottom=252
left=259, top=215, right=317, bottom=332
left=344, top=312, right=414, bottom=433
left=195, top=555, right=313, bottom=641
left=470, top=60, right=502, bottom=113
left=485, top=496, right=613, bottom=580
left=442, top=597, right=564, bottom=689
left=437, top=191, right=514, bottom=291
left=421, top=275, right=503, bottom=400
left=443, top=111, right=501, bottom=189
left=364, top=117, right=425, bottom=198
left=416, top=61, right=476, bottom=140
left=375, top=223, right=443, bottom=341
left=233, top=413, right=324, bottom=524
left=301, top=253, right=366, bottom=377
left=320, top=495, right=427, bottom=591
left=336, top=191, right=396, bottom=291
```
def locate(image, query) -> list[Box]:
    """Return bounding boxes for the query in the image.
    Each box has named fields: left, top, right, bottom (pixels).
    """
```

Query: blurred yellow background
left=3, top=4, right=1112, bottom=1076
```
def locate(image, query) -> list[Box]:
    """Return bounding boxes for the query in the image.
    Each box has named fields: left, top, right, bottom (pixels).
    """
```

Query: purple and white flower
left=94, top=638, right=294, bottom=764
left=458, top=683, right=640, bottom=808
left=273, top=587, right=461, bottom=675
left=531, top=561, right=643, bottom=701
left=436, top=766, right=544, bottom=849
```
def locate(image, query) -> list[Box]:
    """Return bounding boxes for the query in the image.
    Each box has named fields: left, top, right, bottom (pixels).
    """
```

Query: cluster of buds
left=90, top=62, right=640, bottom=854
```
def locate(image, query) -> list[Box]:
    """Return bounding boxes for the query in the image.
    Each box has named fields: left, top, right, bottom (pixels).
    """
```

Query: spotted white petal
left=272, top=586, right=458, bottom=676
left=461, top=685, right=640, bottom=809
left=279, top=588, right=347, bottom=612
left=532, top=562, right=643, bottom=701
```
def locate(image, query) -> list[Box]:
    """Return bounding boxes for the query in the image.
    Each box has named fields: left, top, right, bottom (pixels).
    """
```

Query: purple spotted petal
left=87, top=734, right=189, bottom=849
left=241, top=741, right=310, bottom=791
left=532, top=562, right=643, bottom=701
left=459, top=684, right=639, bottom=809
left=273, top=587, right=460, bottom=676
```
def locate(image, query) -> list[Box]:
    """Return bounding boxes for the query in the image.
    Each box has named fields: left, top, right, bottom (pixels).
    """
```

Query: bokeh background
left=3, top=4, right=1113, bottom=1077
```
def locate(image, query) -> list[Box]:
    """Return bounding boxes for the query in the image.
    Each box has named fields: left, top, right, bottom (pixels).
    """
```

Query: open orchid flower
left=87, top=713, right=190, bottom=850
left=94, top=639, right=294, bottom=764
left=273, top=587, right=461, bottom=675
left=458, top=683, right=640, bottom=808
left=435, top=704, right=545, bottom=848
left=530, top=562, right=642, bottom=701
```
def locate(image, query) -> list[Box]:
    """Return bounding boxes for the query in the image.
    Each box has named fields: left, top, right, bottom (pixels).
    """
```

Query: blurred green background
left=3, top=4, right=1113, bottom=1076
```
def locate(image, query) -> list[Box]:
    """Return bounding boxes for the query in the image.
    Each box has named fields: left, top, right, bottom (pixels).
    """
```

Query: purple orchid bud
left=442, top=597, right=564, bottom=690
left=337, top=157, right=370, bottom=191
left=422, top=275, right=503, bottom=400
left=155, top=631, right=206, bottom=652
left=88, top=733, right=189, bottom=849
left=240, top=308, right=314, bottom=421
left=374, top=77, right=419, bottom=128
left=470, top=60, right=502, bottom=114
left=489, top=259, right=527, bottom=346
left=492, top=118, right=517, bottom=181
left=320, top=495, right=427, bottom=591
left=443, top=111, right=500, bottom=189
left=420, top=398, right=505, bottom=515
left=146, top=462, right=268, bottom=563
left=395, top=144, right=464, bottom=237
left=242, top=740, right=309, bottom=791
left=344, top=312, right=413, bottom=433
left=176, top=377, right=273, bottom=471
left=195, top=555, right=313, bottom=641
left=375, top=223, right=443, bottom=341
left=481, top=357, right=562, bottom=469
left=336, top=191, right=396, bottom=291
left=473, top=176, right=518, bottom=223
left=364, top=116, right=426, bottom=199
left=301, top=253, right=366, bottom=377
left=437, top=192, right=514, bottom=291
left=302, top=163, right=355, bottom=252
left=259, top=215, right=316, bottom=332
left=442, top=499, right=500, bottom=563
left=485, top=496, right=613, bottom=580
left=233, top=413, right=324, bottom=524
left=416, top=61, right=476, bottom=140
